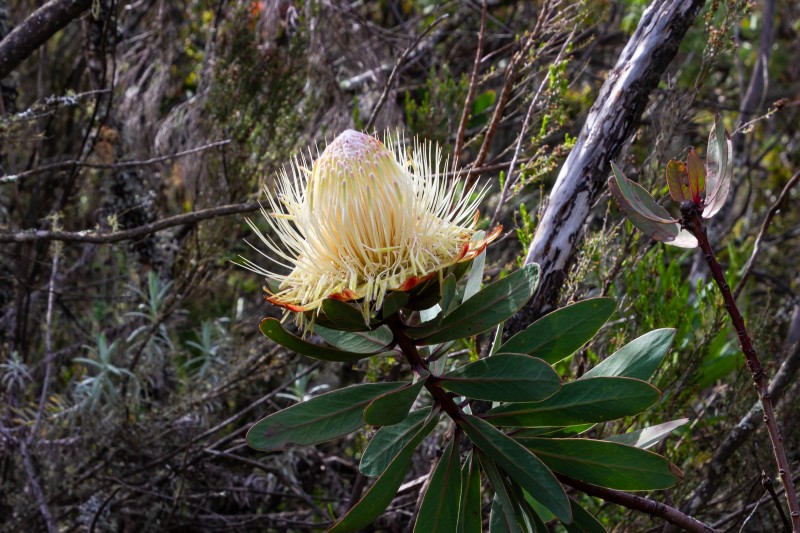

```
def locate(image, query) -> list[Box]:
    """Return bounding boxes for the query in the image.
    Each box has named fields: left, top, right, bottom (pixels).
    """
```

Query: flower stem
left=386, top=316, right=465, bottom=423
left=682, top=204, right=800, bottom=531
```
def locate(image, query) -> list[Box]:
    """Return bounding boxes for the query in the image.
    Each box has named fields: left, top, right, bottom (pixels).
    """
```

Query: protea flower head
left=238, top=130, right=501, bottom=324
left=608, top=114, right=733, bottom=248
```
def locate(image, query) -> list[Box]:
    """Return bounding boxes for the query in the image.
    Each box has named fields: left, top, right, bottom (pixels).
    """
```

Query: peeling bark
left=509, top=0, right=704, bottom=334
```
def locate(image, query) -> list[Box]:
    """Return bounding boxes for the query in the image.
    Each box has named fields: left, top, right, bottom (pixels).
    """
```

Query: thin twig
left=489, top=25, right=576, bottom=228
left=20, top=441, right=58, bottom=533
left=0, top=139, right=232, bottom=185
left=0, top=200, right=260, bottom=243
left=681, top=203, right=800, bottom=530
left=734, top=170, right=800, bottom=298
left=452, top=0, right=487, bottom=171
left=557, top=475, right=717, bottom=533
left=761, top=470, right=791, bottom=532
left=465, top=0, right=552, bottom=192
left=30, top=249, right=59, bottom=442
left=364, top=14, right=448, bottom=132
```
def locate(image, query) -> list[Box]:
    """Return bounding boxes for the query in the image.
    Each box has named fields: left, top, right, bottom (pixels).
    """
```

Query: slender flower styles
left=239, top=130, right=501, bottom=324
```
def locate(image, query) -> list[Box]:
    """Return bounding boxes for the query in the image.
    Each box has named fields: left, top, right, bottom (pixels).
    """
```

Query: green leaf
left=564, top=498, right=606, bottom=533
left=518, top=438, right=681, bottom=490
left=316, top=298, right=372, bottom=331
left=458, top=453, right=482, bottom=533
left=490, top=495, right=524, bottom=533
left=463, top=248, right=486, bottom=302
left=581, top=328, right=675, bottom=382
left=409, top=264, right=540, bottom=344
left=382, top=291, right=410, bottom=318
left=330, top=410, right=439, bottom=532
left=259, top=318, right=369, bottom=363
left=441, top=273, right=459, bottom=315
left=484, top=377, right=660, bottom=427
left=363, top=375, right=428, bottom=426
left=471, top=90, right=496, bottom=116
left=511, top=424, right=594, bottom=438
left=247, top=382, right=406, bottom=451
left=608, top=164, right=697, bottom=248
left=459, top=414, right=571, bottom=523
left=499, top=298, right=616, bottom=364
left=610, top=162, right=675, bottom=224
left=490, top=322, right=504, bottom=355
left=439, top=354, right=561, bottom=402
left=360, top=409, right=431, bottom=477
left=606, top=418, right=689, bottom=450
left=314, top=324, right=394, bottom=354
left=481, top=454, right=526, bottom=533
left=415, top=436, right=463, bottom=533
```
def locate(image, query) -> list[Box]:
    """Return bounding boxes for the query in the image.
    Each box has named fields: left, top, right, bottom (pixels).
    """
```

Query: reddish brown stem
left=681, top=204, right=800, bottom=531
left=386, top=317, right=465, bottom=423
left=557, top=475, right=717, bottom=532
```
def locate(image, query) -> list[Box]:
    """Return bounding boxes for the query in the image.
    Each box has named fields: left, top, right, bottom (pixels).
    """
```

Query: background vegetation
left=1, top=0, right=799, bottom=530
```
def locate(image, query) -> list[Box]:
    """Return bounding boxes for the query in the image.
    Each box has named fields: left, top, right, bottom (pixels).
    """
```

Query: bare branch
left=452, top=0, right=486, bottom=171
left=0, top=0, right=92, bottom=80
left=559, top=475, right=718, bottom=533
left=0, top=201, right=260, bottom=244
left=0, top=140, right=232, bottom=185
left=734, top=170, right=800, bottom=298
left=363, top=14, right=448, bottom=132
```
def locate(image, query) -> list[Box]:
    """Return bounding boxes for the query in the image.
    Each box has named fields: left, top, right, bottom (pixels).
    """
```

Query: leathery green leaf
left=484, top=377, right=660, bottom=427
left=519, top=438, right=682, bottom=490
left=363, top=374, right=428, bottom=426
left=481, top=453, right=526, bottom=533
left=610, top=162, right=674, bottom=223
left=259, top=318, right=368, bottom=363
left=459, top=414, right=571, bottom=523
left=314, top=324, right=394, bottom=354
left=606, top=418, right=689, bottom=450
left=381, top=291, right=409, bottom=319
left=463, top=246, right=486, bottom=302
left=414, top=435, right=462, bottom=533
left=458, top=453, right=482, bottom=533
left=439, top=354, right=561, bottom=402
left=247, top=382, right=406, bottom=451
left=316, top=298, right=373, bottom=331
left=499, top=298, right=616, bottom=364
left=330, top=410, right=439, bottom=532
left=409, top=264, right=540, bottom=344
left=360, top=409, right=431, bottom=477
left=564, top=499, right=606, bottom=533
left=608, top=165, right=697, bottom=248
left=581, top=328, right=675, bottom=382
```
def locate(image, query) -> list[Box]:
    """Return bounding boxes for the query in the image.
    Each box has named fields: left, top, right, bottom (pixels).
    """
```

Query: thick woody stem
left=386, top=316, right=465, bottom=423
left=557, top=475, right=718, bottom=533
left=681, top=204, right=800, bottom=531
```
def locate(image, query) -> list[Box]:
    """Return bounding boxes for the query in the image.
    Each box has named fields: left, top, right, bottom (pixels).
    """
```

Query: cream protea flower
left=238, top=130, right=501, bottom=323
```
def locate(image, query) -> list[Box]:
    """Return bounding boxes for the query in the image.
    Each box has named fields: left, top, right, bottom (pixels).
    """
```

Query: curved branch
left=558, top=474, right=718, bottom=533
left=0, top=0, right=92, bottom=80
left=0, top=201, right=261, bottom=244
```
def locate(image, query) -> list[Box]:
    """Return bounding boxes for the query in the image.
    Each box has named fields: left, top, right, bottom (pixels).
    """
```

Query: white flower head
left=239, top=130, right=500, bottom=324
